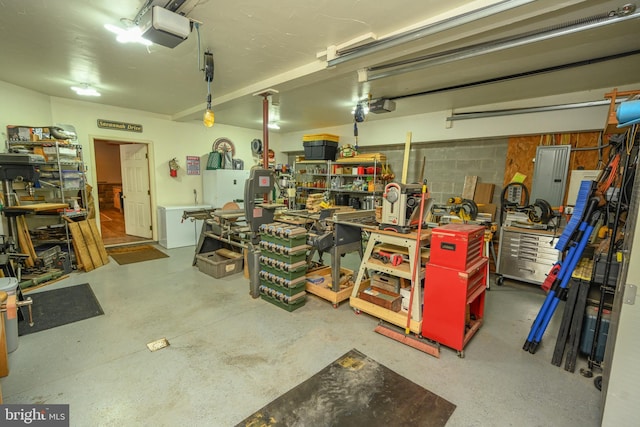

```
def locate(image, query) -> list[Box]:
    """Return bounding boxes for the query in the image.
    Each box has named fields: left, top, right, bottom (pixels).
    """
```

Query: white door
left=120, top=144, right=152, bottom=238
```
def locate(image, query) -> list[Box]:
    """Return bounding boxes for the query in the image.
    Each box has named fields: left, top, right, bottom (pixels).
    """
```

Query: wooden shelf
left=305, top=266, right=354, bottom=307
left=604, top=88, right=640, bottom=134
left=350, top=230, right=430, bottom=325
left=350, top=278, right=422, bottom=333
left=362, top=258, right=424, bottom=280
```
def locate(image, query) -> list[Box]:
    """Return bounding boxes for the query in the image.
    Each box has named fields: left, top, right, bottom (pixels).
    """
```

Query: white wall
left=277, top=85, right=639, bottom=152
left=0, top=81, right=54, bottom=134
left=0, top=82, right=269, bottom=240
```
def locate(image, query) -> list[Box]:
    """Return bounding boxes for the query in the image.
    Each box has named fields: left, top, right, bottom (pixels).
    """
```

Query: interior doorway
left=93, top=138, right=152, bottom=247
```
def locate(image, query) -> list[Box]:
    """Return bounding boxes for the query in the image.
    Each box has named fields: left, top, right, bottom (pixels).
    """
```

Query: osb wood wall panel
left=504, top=132, right=605, bottom=192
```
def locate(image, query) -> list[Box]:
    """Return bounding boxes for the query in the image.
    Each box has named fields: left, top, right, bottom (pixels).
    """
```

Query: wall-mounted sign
left=186, top=156, right=200, bottom=175
left=97, top=119, right=143, bottom=133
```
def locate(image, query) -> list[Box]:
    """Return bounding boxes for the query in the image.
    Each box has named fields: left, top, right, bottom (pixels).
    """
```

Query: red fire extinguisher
left=169, top=158, right=179, bottom=177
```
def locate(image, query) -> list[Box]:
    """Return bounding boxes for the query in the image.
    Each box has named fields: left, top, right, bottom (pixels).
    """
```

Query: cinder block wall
left=289, top=138, right=508, bottom=205
left=395, top=138, right=508, bottom=204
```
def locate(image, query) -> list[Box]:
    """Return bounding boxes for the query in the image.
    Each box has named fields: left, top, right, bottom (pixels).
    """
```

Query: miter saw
left=379, top=182, right=430, bottom=233
left=431, top=197, right=479, bottom=222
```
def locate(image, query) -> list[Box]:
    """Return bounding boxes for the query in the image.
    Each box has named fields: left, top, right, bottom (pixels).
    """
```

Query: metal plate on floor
left=147, top=337, right=170, bottom=351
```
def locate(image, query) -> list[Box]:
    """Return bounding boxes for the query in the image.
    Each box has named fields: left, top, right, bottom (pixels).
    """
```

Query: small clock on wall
left=212, top=137, right=235, bottom=156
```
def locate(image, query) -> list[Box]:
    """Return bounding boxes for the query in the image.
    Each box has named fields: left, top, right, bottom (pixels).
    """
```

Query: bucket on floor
left=0, top=277, right=19, bottom=353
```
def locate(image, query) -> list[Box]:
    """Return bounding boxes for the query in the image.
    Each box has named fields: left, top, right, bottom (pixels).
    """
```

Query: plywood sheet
left=473, top=183, right=495, bottom=204
left=88, top=219, right=109, bottom=265
left=504, top=132, right=603, bottom=205
left=462, top=176, right=478, bottom=199
left=79, top=221, right=103, bottom=268
left=17, top=203, right=69, bottom=212
left=67, top=222, right=94, bottom=271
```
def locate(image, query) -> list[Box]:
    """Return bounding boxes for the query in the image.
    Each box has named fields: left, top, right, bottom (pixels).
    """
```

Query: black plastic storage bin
left=580, top=306, right=610, bottom=363
left=303, top=140, right=338, bottom=160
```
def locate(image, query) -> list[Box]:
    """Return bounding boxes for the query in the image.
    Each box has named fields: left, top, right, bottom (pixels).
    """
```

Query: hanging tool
left=405, top=179, right=428, bottom=335
left=353, top=99, right=366, bottom=152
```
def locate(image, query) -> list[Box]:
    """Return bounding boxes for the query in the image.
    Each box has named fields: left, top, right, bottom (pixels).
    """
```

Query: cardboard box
left=400, top=288, right=411, bottom=311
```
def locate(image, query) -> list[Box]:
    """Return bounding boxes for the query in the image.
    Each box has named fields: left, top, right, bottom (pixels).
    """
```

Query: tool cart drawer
left=430, top=224, right=484, bottom=270
left=498, top=228, right=561, bottom=285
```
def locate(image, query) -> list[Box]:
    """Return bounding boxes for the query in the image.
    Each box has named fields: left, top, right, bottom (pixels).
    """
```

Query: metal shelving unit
left=6, top=138, right=88, bottom=256
left=294, top=158, right=385, bottom=209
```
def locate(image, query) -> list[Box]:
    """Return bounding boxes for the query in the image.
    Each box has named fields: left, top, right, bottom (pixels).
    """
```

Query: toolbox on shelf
left=359, top=286, right=402, bottom=312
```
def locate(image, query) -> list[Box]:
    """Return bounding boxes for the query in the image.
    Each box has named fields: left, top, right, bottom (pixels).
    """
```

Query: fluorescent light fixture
left=328, top=0, right=535, bottom=67
left=71, top=85, right=101, bottom=97
left=104, top=23, right=152, bottom=46
left=364, top=4, right=640, bottom=82
left=268, top=122, right=280, bottom=130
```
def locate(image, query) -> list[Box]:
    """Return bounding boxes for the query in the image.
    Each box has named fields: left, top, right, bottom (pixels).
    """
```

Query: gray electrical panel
left=530, top=145, right=571, bottom=207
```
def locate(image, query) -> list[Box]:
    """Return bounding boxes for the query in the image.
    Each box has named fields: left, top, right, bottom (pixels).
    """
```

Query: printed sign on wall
left=186, top=156, right=200, bottom=175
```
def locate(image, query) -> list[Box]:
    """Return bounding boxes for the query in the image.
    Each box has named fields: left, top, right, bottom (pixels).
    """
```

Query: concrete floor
left=2, top=246, right=602, bottom=426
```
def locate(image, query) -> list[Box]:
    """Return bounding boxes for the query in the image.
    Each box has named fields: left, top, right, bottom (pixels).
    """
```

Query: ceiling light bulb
left=203, top=109, right=215, bottom=127
left=104, top=23, right=152, bottom=46
left=71, top=85, right=101, bottom=97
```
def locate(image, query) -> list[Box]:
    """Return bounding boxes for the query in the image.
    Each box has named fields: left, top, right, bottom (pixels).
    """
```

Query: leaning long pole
left=405, top=180, right=428, bottom=334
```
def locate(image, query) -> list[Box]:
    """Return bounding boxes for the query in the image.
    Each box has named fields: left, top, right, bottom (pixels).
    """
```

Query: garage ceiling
left=0, top=0, right=638, bottom=132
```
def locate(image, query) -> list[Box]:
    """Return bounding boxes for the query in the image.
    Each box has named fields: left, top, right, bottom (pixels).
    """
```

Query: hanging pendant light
left=203, top=90, right=215, bottom=127
left=203, top=51, right=215, bottom=127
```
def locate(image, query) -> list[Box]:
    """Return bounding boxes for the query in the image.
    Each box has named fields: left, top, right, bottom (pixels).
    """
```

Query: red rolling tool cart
left=422, top=224, right=487, bottom=357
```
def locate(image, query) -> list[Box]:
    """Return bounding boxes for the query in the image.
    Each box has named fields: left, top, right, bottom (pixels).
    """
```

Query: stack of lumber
left=16, top=215, right=37, bottom=268
left=305, top=193, right=325, bottom=213
left=63, top=218, right=109, bottom=271
left=335, top=153, right=387, bottom=162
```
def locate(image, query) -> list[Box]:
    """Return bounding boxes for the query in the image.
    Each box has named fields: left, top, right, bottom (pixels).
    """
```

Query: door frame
left=88, top=135, right=157, bottom=241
